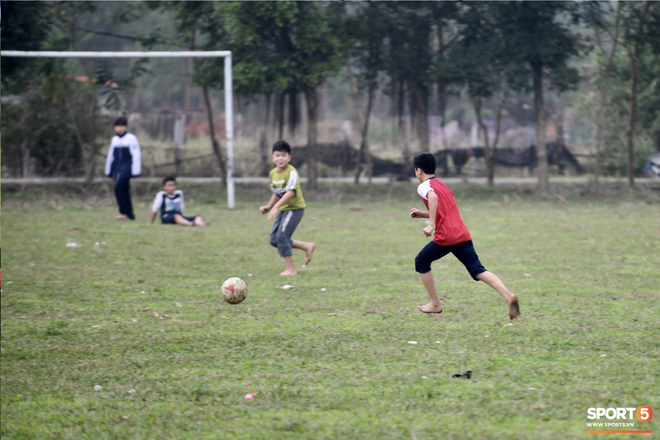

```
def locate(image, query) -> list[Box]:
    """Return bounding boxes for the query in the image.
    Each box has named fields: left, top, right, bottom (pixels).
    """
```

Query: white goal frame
left=0, top=50, right=236, bottom=209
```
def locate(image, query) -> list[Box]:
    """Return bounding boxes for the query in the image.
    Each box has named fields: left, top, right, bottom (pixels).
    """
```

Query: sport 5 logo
left=587, top=406, right=653, bottom=422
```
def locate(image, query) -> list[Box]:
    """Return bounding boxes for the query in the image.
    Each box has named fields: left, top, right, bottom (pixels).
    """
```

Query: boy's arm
left=105, top=142, right=115, bottom=178
left=130, top=135, right=141, bottom=177
left=266, top=190, right=295, bottom=219
left=150, top=192, right=162, bottom=224
left=410, top=208, right=430, bottom=218
left=260, top=193, right=278, bottom=214
left=422, top=191, right=438, bottom=237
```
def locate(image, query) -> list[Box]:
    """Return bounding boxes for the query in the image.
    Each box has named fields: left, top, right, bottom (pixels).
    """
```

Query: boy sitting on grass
left=410, top=152, right=520, bottom=320
left=260, top=140, right=315, bottom=276
left=149, top=176, right=210, bottom=227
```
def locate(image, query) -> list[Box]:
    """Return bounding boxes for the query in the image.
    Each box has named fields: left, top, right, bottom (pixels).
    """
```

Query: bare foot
left=305, top=243, right=316, bottom=265
left=508, top=295, right=520, bottom=320
left=417, top=302, right=443, bottom=314
left=280, top=270, right=298, bottom=276
left=116, top=214, right=130, bottom=221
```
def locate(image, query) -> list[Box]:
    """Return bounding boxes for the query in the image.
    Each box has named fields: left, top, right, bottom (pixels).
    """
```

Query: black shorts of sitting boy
left=410, top=152, right=520, bottom=320
left=149, top=176, right=210, bottom=227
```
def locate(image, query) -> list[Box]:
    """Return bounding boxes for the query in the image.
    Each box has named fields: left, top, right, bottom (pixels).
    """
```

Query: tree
left=345, top=2, right=388, bottom=185
left=492, top=2, right=580, bottom=197
left=583, top=1, right=623, bottom=195
left=449, top=3, right=516, bottom=186
left=617, top=1, right=657, bottom=189
left=219, top=2, right=345, bottom=191
left=0, top=1, right=54, bottom=93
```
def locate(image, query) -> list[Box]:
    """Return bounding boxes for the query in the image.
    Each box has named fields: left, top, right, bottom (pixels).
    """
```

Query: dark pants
left=415, top=240, right=486, bottom=280
left=114, top=176, right=134, bottom=219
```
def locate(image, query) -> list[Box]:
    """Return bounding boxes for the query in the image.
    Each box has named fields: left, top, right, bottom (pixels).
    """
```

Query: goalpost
left=0, top=50, right=236, bottom=209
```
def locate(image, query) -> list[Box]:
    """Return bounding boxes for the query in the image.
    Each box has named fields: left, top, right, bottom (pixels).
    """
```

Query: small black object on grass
left=452, top=370, right=471, bottom=379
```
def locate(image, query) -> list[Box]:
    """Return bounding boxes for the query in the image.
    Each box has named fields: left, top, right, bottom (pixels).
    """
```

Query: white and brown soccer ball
left=221, top=277, right=248, bottom=304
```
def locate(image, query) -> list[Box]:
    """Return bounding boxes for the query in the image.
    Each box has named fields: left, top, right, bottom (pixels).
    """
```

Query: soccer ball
left=221, top=277, right=248, bottom=304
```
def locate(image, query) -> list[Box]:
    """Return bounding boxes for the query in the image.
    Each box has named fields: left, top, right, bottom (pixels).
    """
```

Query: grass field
left=1, top=183, right=659, bottom=439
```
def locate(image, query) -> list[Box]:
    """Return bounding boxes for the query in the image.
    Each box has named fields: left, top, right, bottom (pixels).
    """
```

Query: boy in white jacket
left=105, top=116, right=141, bottom=220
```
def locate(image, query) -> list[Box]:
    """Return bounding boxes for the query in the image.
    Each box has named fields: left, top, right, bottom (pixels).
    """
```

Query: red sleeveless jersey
left=417, top=177, right=471, bottom=245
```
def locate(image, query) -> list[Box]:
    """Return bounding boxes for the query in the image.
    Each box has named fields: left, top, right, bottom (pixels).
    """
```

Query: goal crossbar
left=1, top=50, right=236, bottom=209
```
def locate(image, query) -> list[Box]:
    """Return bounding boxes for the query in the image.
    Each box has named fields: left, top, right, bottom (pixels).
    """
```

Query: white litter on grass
left=281, top=285, right=294, bottom=290
left=7, top=281, right=13, bottom=284
left=504, top=323, right=514, bottom=326
left=128, top=389, right=136, bottom=394
left=248, top=274, right=253, bottom=277
left=301, top=264, right=307, bottom=268
left=94, top=385, right=102, bottom=391
left=421, top=376, right=428, bottom=379
left=646, top=243, right=650, bottom=246
left=529, top=387, right=536, bottom=390
left=435, top=341, right=440, bottom=343
left=66, top=242, right=81, bottom=247
left=91, top=325, right=100, bottom=328
left=140, top=291, right=146, bottom=294
left=600, top=354, right=607, bottom=357
left=95, top=242, right=100, bottom=245
left=408, top=341, right=418, bottom=345
left=102, top=242, right=106, bottom=245
left=321, top=288, right=327, bottom=291
left=485, top=335, right=489, bottom=338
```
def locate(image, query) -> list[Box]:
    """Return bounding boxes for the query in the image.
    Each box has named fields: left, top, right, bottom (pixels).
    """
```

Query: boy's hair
left=162, top=176, right=176, bottom=185
left=114, top=116, right=128, bottom=126
left=413, top=152, right=436, bottom=175
left=272, top=140, right=291, bottom=154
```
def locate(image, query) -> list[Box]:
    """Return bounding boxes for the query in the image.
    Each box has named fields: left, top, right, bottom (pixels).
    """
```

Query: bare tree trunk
left=532, top=63, right=551, bottom=198
left=202, top=85, right=226, bottom=186
left=626, top=47, right=639, bottom=190
left=258, top=129, right=270, bottom=176
left=346, top=63, right=375, bottom=185
left=556, top=110, right=566, bottom=175
left=398, top=80, right=411, bottom=178
left=304, top=87, right=319, bottom=191
left=593, top=5, right=621, bottom=196
left=472, top=96, right=491, bottom=181
left=415, top=87, right=430, bottom=153
left=277, top=93, right=285, bottom=140
left=438, top=82, right=448, bottom=149
left=486, top=82, right=510, bottom=187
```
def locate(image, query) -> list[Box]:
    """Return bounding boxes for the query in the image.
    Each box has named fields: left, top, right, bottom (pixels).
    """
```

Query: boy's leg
left=192, top=216, right=210, bottom=226
left=269, top=212, right=284, bottom=248
left=475, top=271, right=520, bottom=320
left=415, top=241, right=451, bottom=313
left=292, top=240, right=315, bottom=265
left=114, top=176, right=135, bottom=220
left=276, top=209, right=305, bottom=275
left=453, top=240, right=520, bottom=320
left=173, top=214, right=194, bottom=226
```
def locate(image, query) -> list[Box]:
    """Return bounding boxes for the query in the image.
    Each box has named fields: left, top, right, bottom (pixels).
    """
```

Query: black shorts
left=415, top=240, right=486, bottom=280
left=161, top=212, right=199, bottom=224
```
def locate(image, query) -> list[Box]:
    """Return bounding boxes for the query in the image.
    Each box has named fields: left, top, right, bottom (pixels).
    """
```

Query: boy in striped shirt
left=410, top=153, right=520, bottom=319
left=260, top=141, right=315, bottom=276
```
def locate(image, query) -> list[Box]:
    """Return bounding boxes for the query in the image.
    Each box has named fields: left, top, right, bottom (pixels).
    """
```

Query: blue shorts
left=161, top=212, right=199, bottom=225
left=415, top=240, right=486, bottom=280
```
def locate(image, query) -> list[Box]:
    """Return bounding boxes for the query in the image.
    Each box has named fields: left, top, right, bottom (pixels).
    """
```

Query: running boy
left=260, top=140, right=315, bottom=276
left=410, top=152, right=520, bottom=319
left=149, top=176, right=210, bottom=226
left=105, top=116, right=141, bottom=220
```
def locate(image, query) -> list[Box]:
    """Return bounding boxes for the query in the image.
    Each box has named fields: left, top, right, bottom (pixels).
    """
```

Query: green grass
left=1, top=184, right=659, bottom=439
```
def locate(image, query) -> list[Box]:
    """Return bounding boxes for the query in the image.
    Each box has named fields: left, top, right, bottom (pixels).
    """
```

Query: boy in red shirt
left=410, top=153, right=520, bottom=319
